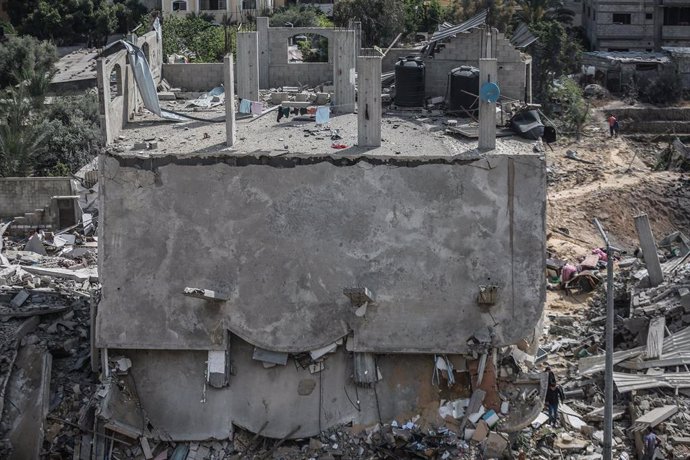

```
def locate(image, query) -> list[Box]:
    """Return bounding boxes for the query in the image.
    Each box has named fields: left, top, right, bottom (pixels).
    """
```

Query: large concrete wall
left=162, top=63, right=225, bottom=91
left=424, top=28, right=528, bottom=101
left=97, top=153, right=546, bottom=353
left=0, top=178, right=74, bottom=220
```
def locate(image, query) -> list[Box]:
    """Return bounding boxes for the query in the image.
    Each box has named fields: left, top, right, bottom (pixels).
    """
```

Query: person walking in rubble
left=643, top=427, right=661, bottom=460
left=607, top=114, right=619, bottom=138
left=545, top=366, right=564, bottom=426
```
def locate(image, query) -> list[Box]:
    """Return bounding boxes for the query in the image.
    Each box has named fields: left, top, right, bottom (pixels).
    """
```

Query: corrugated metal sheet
left=429, top=10, right=488, bottom=43
left=614, top=371, right=690, bottom=393
left=579, top=325, right=690, bottom=375
left=510, top=22, right=538, bottom=49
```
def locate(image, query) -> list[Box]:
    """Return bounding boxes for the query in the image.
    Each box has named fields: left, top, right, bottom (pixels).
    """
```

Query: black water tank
left=449, top=66, right=480, bottom=113
left=395, top=56, right=425, bottom=107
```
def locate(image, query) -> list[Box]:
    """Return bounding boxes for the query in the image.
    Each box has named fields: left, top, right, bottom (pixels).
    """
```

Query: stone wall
left=424, top=28, right=529, bottom=101
left=0, top=177, right=75, bottom=232
left=162, top=63, right=225, bottom=91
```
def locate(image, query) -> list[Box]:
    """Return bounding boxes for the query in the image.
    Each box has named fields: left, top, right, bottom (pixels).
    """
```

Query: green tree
left=7, top=0, right=141, bottom=46
left=443, top=0, right=515, bottom=33
left=530, top=20, right=582, bottom=102
left=0, top=35, right=58, bottom=89
left=270, top=5, right=333, bottom=28
left=35, top=92, right=104, bottom=176
left=333, top=0, right=405, bottom=47
left=0, top=74, right=47, bottom=177
left=549, top=77, right=588, bottom=140
left=162, top=15, right=227, bottom=62
left=113, top=0, right=149, bottom=33
left=403, top=0, right=445, bottom=35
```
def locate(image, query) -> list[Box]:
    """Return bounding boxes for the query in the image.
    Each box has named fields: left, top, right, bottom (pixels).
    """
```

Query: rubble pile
left=535, top=230, right=690, bottom=460
left=0, top=223, right=99, bottom=459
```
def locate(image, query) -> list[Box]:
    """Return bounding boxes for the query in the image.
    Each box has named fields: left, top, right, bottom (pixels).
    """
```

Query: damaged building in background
left=91, top=15, right=548, bottom=444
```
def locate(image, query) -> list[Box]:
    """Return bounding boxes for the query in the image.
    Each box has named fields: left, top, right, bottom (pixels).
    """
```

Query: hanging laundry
left=315, top=106, right=330, bottom=124
left=299, top=107, right=308, bottom=115
left=307, top=106, right=317, bottom=116
left=239, top=99, right=251, bottom=114
left=251, top=101, right=263, bottom=115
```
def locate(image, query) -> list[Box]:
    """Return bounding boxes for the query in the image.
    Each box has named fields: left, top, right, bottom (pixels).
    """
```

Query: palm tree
left=0, top=72, right=47, bottom=176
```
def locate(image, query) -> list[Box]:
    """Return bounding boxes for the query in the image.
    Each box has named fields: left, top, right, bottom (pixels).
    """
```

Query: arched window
left=287, top=33, right=329, bottom=63
left=172, top=0, right=187, bottom=11
left=109, top=64, right=122, bottom=101
left=142, top=42, right=151, bottom=66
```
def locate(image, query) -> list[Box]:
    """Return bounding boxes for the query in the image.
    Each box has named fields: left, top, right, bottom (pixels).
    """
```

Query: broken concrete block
left=24, top=234, right=47, bottom=256
left=485, top=432, right=508, bottom=457
left=10, top=289, right=30, bottom=308
left=114, top=356, right=132, bottom=373
left=252, top=347, right=288, bottom=366
left=468, top=405, right=486, bottom=424
left=132, top=142, right=148, bottom=150
left=309, top=342, right=338, bottom=361
left=140, top=437, right=153, bottom=459
left=472, top=420, right=489, bottom=442
left=158, top=92, right=176, bottom=101
left=679, top=287, right=690, bottom=311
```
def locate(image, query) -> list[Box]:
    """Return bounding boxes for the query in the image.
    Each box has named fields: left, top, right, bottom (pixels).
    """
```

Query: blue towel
left=239, top=99, right=251, bottom=114
left=316, top=106, right=330, bottom=124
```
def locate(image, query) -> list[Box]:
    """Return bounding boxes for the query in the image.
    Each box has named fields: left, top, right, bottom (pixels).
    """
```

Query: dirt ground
left=543, top=113, right=690, bottom=317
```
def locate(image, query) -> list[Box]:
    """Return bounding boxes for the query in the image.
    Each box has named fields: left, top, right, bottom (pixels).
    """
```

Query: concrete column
left=256, top=16, right=269, bottom=89
left=333, top=30, right=356, bottom=114
left=194, top=0, right=199, bottom=13
left=478, top=58, right=497, bottom=151
left=634, top=213, right=664, bottom=286
left=95, top=59, right=111, bottom=145
left=224, top=54, right=236, bottom=147
left=353, top=21, right=362, bottom=71
left=526, top=60, right=533, bottom=104
left=357, top=56, right=382, bottom=148
left=236, top=32, right=259, bottom=102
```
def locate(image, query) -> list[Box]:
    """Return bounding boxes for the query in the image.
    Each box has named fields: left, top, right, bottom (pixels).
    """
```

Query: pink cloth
left=592, top=248, right=608, bottom=262
left=251, top=101, right=263, bottom=115
left=561, top=264, right=577, bottom=282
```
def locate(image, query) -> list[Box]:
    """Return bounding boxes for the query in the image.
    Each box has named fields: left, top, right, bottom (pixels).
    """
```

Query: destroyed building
left=91, top=17, right=548, bottom=443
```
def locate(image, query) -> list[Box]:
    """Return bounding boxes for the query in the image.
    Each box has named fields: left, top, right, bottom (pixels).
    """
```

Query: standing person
left=607, top=114, right=617, bottom=137
left=643, top=427, right=660, bottom=460
left=545, top=366, right=564, bottom=426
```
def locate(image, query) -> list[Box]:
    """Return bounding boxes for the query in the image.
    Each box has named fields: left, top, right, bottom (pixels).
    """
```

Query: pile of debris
left=537, top=224, right=690, bottom=459
left=0, top=217, right=99, bottom=459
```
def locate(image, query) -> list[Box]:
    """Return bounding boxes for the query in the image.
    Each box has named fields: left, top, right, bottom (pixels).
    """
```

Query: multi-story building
left=162, top=0, right=274, bottom=22
left=583, top=0, right=690, bottom=51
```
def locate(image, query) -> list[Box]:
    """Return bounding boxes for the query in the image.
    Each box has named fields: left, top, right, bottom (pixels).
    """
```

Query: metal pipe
left=594, top=218, right=613, bottom=460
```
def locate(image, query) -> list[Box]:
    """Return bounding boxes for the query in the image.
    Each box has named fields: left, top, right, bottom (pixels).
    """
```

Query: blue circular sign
left=480, top=82, right=501, bottom=103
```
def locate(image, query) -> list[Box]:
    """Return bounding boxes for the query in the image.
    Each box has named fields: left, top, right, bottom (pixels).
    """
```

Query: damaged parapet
left=95, top=150, right=546, bottom=440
